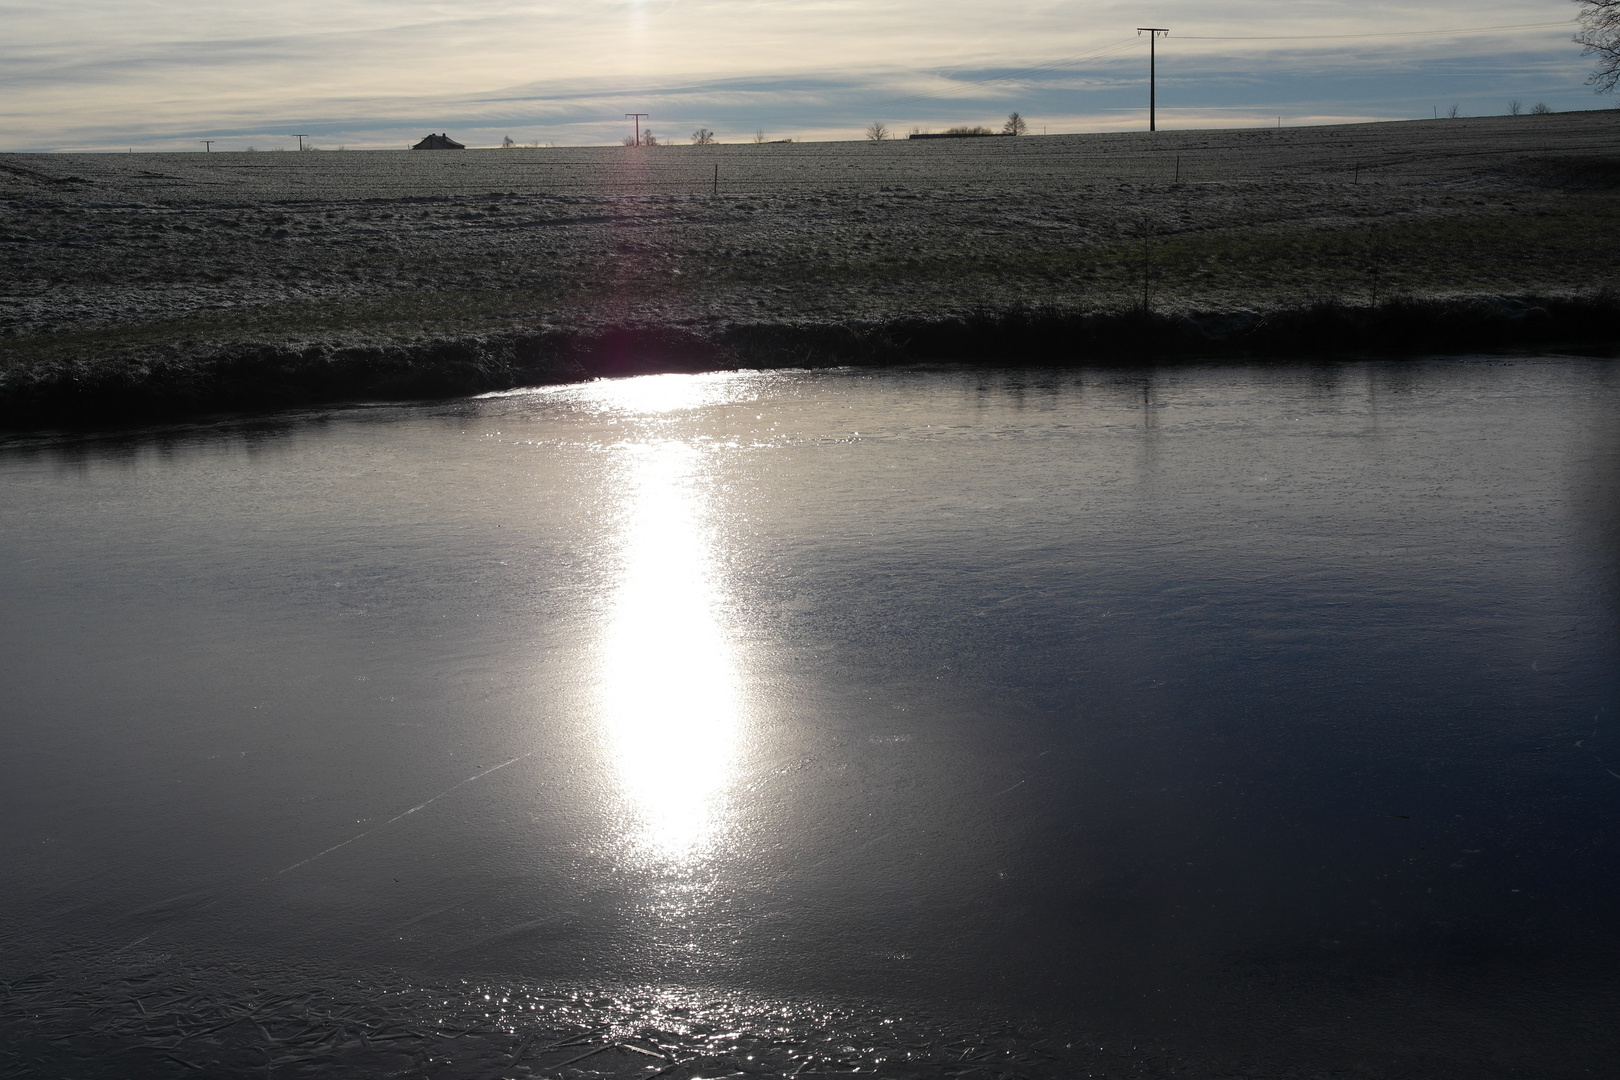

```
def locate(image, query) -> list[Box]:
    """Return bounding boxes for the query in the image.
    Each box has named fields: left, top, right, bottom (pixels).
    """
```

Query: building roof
left=412, top=133, right=466, bottom=150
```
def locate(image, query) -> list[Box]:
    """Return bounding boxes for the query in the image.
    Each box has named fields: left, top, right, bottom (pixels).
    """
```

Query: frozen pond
left=2, top=359, right=1617, bottom=1077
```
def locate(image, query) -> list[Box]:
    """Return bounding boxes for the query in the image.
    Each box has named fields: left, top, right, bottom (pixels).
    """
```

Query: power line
left=873, top=36, right=1146, bottom=109
left=869, top=17, right=1571, bottom=116
left=1177, top=20, right=1573, bottom=41
left=939, top=37, right=1144, bottom=87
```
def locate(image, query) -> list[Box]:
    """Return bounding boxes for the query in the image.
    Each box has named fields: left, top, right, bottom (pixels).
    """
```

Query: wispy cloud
left=0, top=1, right=1597, bottom=150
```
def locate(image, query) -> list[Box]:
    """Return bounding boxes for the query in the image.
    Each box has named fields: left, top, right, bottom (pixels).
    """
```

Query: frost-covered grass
left=1, top=111, right=1615, bottom=422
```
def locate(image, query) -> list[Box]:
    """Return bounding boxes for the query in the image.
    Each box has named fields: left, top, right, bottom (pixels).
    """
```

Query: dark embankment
left=3, top=294, right=1613, bottom=430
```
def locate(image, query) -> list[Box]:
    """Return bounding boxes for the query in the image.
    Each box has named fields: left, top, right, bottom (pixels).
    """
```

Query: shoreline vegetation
left=3, top=111, right=1617, bottom=429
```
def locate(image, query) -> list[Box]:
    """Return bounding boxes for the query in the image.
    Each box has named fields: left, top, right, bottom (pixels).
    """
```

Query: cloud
left=0, top=1, right=1598, bottom=150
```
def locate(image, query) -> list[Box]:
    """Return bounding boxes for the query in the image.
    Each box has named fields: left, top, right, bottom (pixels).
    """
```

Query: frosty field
left=3, top=111, right=1615, bottom=361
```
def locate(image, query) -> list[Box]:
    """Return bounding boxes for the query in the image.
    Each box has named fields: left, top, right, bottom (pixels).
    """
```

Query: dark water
left=2, top=360, right=1617, bottom=1078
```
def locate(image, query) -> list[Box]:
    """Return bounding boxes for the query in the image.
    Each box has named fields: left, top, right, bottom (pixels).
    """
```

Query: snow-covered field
left=1, top=111, right=1615, bottom=357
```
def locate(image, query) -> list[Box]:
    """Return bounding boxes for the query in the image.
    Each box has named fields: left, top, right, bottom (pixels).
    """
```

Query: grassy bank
left=4, top=294, right=1613, bottom=430
left=4, top=112, right=1617, bottom=428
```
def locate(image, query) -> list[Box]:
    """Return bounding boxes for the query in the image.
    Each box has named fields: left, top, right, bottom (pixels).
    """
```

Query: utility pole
left=625, top=113, right=649, bottom=147
left=1137, top=28, right=1169, bottom=132
left=199, top=140, right=213, bottom=152
left=293, top=134, right=310, bottom=151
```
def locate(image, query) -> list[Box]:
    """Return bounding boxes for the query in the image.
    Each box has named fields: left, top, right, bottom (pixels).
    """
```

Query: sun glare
left=582, top=372, right=753, bottom=416
left=598, top=439, right=741, bottom=864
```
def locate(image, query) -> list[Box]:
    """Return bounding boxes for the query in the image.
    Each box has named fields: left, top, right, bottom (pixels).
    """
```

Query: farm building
left=412, top=133, right=465, bottom=150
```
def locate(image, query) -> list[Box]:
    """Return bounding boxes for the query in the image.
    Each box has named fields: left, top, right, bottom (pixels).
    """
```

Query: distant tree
left=1532, top=101, right=1554, bottom=114
left=502, top=135, right=516, bottom=147
left=866, top=121, right=890, bottom=141
left=1446, top=103, right=1460, bottom=118
left=1576, top=0, right=1620, bottom=92
left=1002, top=111, right=1028, bottom=135
left=1508, top=99, right=1522, bottom=115
left=643, top=130, right=658, bottom=146
left=691, top=128, right=716, bottom=145
left=943, top=126, right=994, bottom=135
left=754, top=129, right=768, bottom=144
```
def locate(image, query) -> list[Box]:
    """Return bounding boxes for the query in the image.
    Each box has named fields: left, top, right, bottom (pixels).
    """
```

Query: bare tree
left=1446, top=103, right=1460, bottom=118
left=1508, top=99, right=1522, bottom=115
left=1002, top=111, right=1028, bottom=135
left=866, top=121, right=890, bottom=141
left=502, top=135, right=516, bottom=147
left=1532, top=101, right=1554, bottom=114
left=753, top=129, right=767, bottom=144
left=1577, top=0, right=1620, bottom=91
left=691, top=128, right=716, bottom=144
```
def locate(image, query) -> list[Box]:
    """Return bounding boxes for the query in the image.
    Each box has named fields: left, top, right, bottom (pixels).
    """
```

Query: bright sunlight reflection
left=581, top=372, right=750, bottom=415
left=599, top=439, right=740, bottom=864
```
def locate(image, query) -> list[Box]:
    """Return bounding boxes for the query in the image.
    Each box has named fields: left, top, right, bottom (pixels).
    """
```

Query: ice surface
left=1, top=360, right=1617, bottom=1076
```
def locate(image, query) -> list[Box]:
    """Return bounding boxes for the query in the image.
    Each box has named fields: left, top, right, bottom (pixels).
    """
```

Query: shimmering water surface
left=2, top=361, right=1617, bottom=1078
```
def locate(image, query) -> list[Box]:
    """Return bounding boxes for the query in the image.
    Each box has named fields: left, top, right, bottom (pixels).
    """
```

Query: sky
left=0, top=1, right=1606, bottom=151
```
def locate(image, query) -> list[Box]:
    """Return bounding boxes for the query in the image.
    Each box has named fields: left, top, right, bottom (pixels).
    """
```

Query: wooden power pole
left=1136, top=28, right=1169, bottom=132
